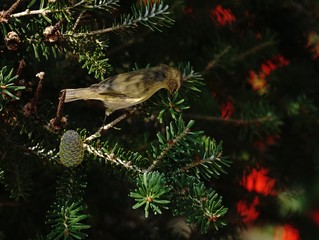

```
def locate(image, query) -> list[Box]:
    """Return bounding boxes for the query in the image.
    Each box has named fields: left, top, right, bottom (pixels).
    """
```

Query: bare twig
left=50, top=90, right=67, bottom=131
left=85, top=108, right=137, bottom=142
left=9, top=0, right=85, bottom=19
left=23, top=72, right=45, bottom=117
left=16, top=59, right=26, bottom=78
left=0, top=0, right=24, bottom=22
left=72, top=11, right=85, bottom=33
left=184, top=113, right=275, bottom=125
left=11, top=8, right=53, bottom=18
left=31, top=72, right=45, bottom=107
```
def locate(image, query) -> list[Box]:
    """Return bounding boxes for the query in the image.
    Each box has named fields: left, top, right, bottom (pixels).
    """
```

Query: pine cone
left=59, top=130, right=84, bottom=167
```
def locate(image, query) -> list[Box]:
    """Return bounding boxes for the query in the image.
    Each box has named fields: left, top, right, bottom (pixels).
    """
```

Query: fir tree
left=1, top=0, right=319, bottom=240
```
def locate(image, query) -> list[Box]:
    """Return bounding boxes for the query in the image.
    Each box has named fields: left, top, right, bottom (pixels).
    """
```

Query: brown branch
left=0, top=0, right=24, bottom=22
left=16, top=59, right=26, bottom=78
left=23, top=72, right=45, bottom=117
left=50, top=90, right=67, bottom=131
left=43, top=20, right=63, bottom=42
left=31, top=72, right=45, bottom=107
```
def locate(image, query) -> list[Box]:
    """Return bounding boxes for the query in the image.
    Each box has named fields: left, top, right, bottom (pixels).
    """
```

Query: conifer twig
left=235, top=40, right=276, bottom=61
left=203, top=46, right=231, bottom=74
left=84, top=143, right=142, bottom=173
left=10, top=9, right=52, bottom=18
left=180, top=152, right=222, bottom=172
left=9, top=1, right=84, bottom=19
left=185, top=113, right=275, bottom=125
left=146, top=126, right=190, bottom=172
left=72, top=11, right=85, bottom=33
left=70, top=25, right=124, bottom=37
left=0, top=0, right=23, bottom=22
left=85, top=108, right=137, bottom=142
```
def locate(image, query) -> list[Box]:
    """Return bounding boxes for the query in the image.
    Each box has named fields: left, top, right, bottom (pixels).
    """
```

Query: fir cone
left=59, top=130, right=84, bottom=167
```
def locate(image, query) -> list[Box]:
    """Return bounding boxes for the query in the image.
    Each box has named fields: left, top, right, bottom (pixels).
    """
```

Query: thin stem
left=235, top=40, right=276, bottom=61
left=185, top=113, right=274, bottom=125
left=49, top=90, right=67, bottom=131
left=203, top=46, right=231, bottom=74
left=203, top=40, right=276, bottom=75
left=9, top=1, right=83, bottom=19
left=72, top=10, right=85, bottom=33
left=70, top=24, right=124, bottom=37
left=85, top=108, right=137, bottom=142
left=181, top=152, right=222, bottom=172
left=23, top=71, right=45, bottom=116
left=73, top=0, right=86, bottom=8
left=69, top=4, right=169, bottom=38
left=16, top=59, right=26, bottom=80
left=11, top=9, right=54, bottom=18
left=31, top=72, right=45, bottom=108
left=55, top=90, right=66, bottom=122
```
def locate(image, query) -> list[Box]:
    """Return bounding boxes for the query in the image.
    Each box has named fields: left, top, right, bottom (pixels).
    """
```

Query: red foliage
left=210, top=5, right=235, bottom=26
left=254, top=134, right=279, bottom=152
left=241, top=167, right=276, bottom=196
left=237, top=196, right=260, bottom=223
left=220, top=100, right=234, bottom=120
left=310, top=209, right=319, bottom=225
left=247, top=55, right=289, bottom=94
left=274, top=224, right=300, bottom=240
left=184, top=6, right=193, bottom=14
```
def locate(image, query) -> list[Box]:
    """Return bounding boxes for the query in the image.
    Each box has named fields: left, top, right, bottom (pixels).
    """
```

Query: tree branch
left=85, top=108, right=137, bottom=142
left=84, top=143, right=142, bottom=174
left=185, top=113, right=275, bottom=125
left=146, top=126, right=190, bottom=172
left=0, top=0, right=24, bottom=22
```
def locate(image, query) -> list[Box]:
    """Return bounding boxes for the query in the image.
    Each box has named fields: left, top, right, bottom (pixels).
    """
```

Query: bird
left=63, top=64, right=183, bottom=118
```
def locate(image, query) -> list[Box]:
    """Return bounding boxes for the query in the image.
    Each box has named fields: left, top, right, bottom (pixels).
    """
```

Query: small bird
left=63, top=64, right=183, bottom=117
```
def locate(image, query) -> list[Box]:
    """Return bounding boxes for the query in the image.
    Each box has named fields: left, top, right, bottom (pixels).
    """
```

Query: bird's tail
left=63, top=88, right=96, bottom=103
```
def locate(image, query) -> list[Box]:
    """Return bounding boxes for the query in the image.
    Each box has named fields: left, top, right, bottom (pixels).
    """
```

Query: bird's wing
left=90, top=67, right=165, bottom=98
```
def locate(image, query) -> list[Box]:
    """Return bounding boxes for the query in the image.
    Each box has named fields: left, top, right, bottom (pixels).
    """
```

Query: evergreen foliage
left=1, top=0, right=319, bottom=239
